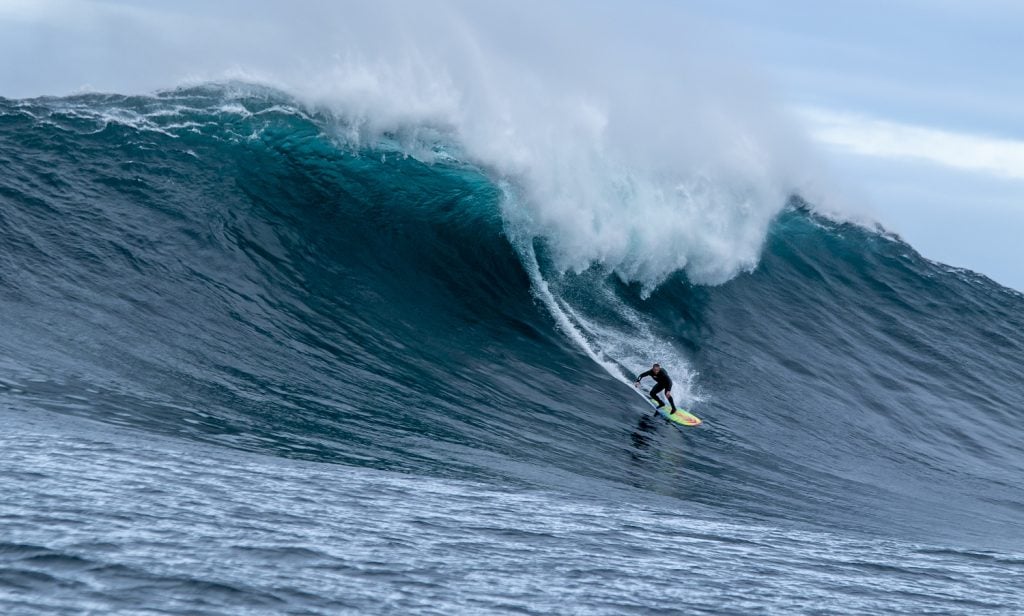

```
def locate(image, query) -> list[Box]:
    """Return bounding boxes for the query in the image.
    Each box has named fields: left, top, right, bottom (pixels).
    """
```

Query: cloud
left=797, top=107, right=1024, bottom=180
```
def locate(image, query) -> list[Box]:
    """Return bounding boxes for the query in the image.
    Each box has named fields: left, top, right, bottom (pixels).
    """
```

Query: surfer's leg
left=666, top=389, right=676, bottom=413
left=649, top=384, right=666, bottom=408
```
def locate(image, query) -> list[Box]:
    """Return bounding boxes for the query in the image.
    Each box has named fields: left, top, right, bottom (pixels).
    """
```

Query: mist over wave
left=2, top=0, right=842, bottom=292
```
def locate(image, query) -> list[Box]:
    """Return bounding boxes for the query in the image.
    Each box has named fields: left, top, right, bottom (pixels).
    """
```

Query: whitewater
left=2, top=2, right=1024, bottom=614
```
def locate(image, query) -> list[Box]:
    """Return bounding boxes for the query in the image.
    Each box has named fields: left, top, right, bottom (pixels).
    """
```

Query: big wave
left=1, top=85, right=1022, bottom=551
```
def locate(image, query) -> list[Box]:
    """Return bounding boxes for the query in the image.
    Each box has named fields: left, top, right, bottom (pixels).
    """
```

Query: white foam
left=269, top=3, right=823, bottom=290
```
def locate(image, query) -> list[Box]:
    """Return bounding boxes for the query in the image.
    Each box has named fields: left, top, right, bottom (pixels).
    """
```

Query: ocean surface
left=1, top=85, right=1023, bottom=614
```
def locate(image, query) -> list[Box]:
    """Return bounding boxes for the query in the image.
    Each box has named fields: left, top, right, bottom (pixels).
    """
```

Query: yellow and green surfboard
left=638, top=390, right=702, bottom=427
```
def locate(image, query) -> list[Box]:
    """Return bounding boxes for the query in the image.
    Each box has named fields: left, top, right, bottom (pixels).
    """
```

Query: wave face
left=2, top=85, right=1023, bottom=556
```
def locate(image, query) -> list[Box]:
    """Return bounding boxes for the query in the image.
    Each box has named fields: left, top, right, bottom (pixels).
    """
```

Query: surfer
left=635, top=363, right=677, bottom=414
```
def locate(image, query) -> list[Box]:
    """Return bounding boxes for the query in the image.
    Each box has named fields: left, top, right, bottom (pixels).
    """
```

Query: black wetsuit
left=636, top=368, right=675, bottom=410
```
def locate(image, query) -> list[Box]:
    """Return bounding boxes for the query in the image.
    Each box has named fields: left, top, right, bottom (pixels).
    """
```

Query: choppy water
left=4, top=411, right=1022, bottom=615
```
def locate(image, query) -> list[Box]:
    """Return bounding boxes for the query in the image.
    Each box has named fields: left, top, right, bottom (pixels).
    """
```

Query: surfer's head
left=652, top=363, right=661, bottom=373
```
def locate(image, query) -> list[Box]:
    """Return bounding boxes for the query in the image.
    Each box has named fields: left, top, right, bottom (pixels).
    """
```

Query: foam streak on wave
left=503, top=185, right=701, bottom=402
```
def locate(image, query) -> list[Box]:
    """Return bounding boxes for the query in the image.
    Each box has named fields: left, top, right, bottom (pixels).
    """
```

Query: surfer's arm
left=634, top=370, right=652, bottom=384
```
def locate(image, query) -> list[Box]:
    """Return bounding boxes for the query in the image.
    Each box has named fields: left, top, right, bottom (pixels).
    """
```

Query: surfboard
left=637, top=389, right=702, bottom=426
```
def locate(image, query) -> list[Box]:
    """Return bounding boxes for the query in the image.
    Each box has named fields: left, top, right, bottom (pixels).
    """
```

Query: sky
left=682, top=0, right=1024, bottom=290
left=1, top=0, right=1022, bottom=290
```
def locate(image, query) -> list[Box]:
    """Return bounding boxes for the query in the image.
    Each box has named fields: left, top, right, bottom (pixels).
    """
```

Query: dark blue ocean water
left=1, top=85, right=1022, bottom=614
